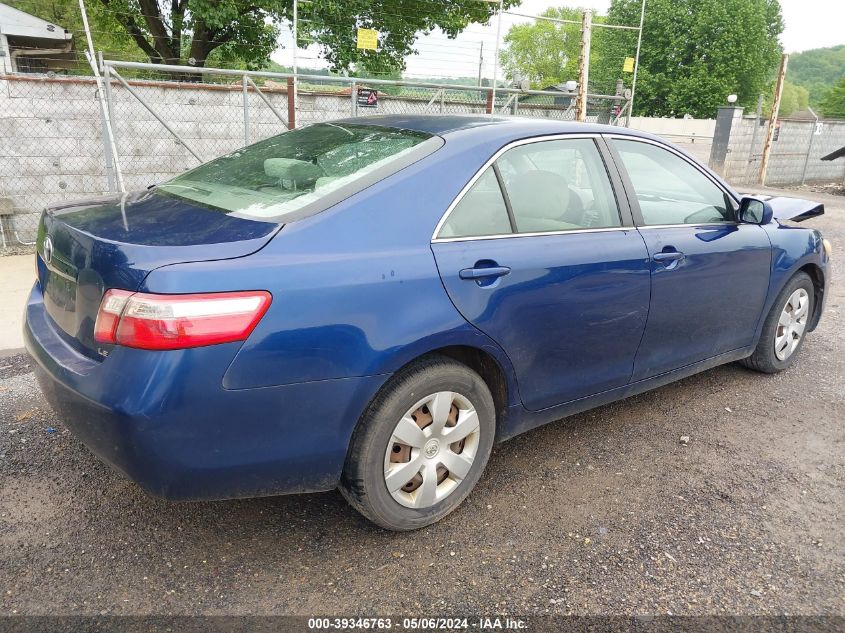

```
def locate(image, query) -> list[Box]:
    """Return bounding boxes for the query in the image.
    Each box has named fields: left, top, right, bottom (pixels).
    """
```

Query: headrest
left=507, top=170, right=570, bottom=219
left=264, top=158, right=323, bottom=183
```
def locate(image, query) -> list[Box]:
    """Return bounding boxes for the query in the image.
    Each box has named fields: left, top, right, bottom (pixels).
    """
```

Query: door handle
left=652, top=250, right=684, bottom=270
left=652, top=251, right=684, bottom=263
left=459, top=266, right=511, bottom=280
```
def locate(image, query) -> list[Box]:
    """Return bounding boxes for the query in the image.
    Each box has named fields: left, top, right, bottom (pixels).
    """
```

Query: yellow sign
left=357, top=28, right=378, bottom=50
left=623, top=57, right=635, bottom=73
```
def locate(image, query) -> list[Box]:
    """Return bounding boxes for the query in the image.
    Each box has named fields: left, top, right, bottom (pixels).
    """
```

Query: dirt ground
left=1, top=188, right=843, bottom=618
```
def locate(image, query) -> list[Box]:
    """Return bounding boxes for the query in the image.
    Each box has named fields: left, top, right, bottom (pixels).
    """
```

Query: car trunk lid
left=37, top=191, right=280, bottom=359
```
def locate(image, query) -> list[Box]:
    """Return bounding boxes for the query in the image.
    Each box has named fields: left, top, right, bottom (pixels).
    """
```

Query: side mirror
left=739, top=196, right=773, bottom=225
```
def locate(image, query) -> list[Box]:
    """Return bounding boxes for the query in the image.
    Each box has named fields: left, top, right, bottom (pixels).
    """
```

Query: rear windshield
left=155, top=123, right=438, bottom=221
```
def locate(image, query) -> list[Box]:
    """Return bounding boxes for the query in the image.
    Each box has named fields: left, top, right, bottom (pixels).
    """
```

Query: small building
left=0, top=3, right=74, bottom=74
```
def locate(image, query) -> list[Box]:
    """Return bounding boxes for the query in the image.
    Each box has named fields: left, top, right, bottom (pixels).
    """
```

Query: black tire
left=740, top=271, right=814, bottom=374
left=339, top=355, right=496, bottom=531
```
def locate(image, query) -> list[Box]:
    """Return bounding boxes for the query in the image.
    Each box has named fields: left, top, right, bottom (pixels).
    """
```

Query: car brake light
left=93, top=289, right=134, bottom=344
left=94, top=290, right=272, bottom=350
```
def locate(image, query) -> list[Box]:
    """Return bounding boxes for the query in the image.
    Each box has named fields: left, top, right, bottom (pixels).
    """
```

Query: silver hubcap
left=383, top=391, right=481, bottom=509
left=775, top=288, right=809, bottom=361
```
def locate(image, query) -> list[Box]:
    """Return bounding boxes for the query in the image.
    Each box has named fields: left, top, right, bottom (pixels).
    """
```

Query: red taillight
left=93, top=289, right=134, bottom=344
left=94, top=290, right=272, bottom=350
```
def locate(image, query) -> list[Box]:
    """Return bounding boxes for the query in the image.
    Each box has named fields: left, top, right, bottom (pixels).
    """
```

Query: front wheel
left=741, top=271, right=814, bottom=374
left=339, top=356, right=496, bottom=531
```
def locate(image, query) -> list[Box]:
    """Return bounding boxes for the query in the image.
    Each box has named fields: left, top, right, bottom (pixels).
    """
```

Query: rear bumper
left=24, top=283, right=387, bottom=501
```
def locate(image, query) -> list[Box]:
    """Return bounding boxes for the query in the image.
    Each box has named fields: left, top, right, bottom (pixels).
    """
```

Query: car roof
left=329, top=114, right=655, bottom=141
left=327, top=114, right=737, bottom=199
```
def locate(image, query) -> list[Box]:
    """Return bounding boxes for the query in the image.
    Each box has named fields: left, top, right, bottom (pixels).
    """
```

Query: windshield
left=155, top=123, right=436, bottom=221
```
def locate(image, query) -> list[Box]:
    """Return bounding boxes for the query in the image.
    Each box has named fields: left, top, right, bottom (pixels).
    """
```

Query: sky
left=271, top=0, right=845, bottom=78
left=779, top=0, right=845, bottom=52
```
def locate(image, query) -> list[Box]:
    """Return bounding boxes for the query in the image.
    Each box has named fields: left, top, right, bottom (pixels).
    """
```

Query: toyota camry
left=25, top=115, right=830, bottom=530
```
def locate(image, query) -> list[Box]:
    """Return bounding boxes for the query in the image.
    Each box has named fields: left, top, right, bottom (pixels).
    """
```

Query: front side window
left=155, top=123, right=437, bottom=221
left=437, top=167, right=512, bottom=238
left=496, top=138, right=621, bottom=233
left=612, top=139, right=735, bottom=225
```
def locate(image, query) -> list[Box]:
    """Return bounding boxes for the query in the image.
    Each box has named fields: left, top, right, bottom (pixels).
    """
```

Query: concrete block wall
left=768, top=119, right=845, bottom=185
left=716, top=109, right=845, bottom=187
left=0, top=73, right=596, bottom=246
left=103, top=77, right=292, bottom=191
left=0, top=74, right=108, bottom=243
left=1, top=75, right=485, bottom=241
left=629, top=116, right=715, bottom=164
left=720, top=115, right=763, bottom=184
left=0, top=73, right=294, bottom=242
left=764, top=120, right=815, bottom=186
left=0, top=72, right=699, bottom=247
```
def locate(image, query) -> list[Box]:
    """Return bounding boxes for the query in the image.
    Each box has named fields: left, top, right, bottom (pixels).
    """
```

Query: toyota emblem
left=43, top=236, right=53, bottom=265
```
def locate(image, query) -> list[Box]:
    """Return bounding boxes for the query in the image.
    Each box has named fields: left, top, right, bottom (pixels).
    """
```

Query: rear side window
left=437, top=167, right=512, bottom=238
left=155, top=123, right=438, bottom=221
left=612, top=139, right=734, bottom=225
left=497, top=138, right=621, bottom=233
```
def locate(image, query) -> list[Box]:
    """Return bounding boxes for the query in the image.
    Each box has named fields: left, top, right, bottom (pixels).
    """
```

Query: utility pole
left=800, top=107, right=819, bottom=185
left=759, top=53, right=788, bottom=186
left=746, top=93, right=764, bottom=181
left=576, top=10, right=592, bottom=122
left=490, top=0, right=503, bottom=115
left=78, top=0, right=124, bottom=193
left=477, top=41, right=484, bottom=87
left=625, top=0, right=646, bottom=126
left=292, top=0, right=298, bottom=117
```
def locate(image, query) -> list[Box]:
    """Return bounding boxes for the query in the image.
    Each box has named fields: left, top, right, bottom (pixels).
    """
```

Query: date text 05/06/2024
left=307, top=617, right=528, bottom=630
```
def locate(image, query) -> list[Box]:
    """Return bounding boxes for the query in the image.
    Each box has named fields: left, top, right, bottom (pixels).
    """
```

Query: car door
left=607, top=137, right=772, bottom=381
left=431, top=136, right=651, bottom=411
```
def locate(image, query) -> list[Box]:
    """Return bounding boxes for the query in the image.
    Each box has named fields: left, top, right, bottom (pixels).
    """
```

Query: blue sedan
left=25, top=115, right=831, bottom=530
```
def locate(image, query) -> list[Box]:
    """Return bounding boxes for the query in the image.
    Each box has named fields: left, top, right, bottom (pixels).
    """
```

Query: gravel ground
left=1, top=191, right=843, bottom=618
left=0, top=244, right=35, bottom=258
left=784, top=183, right=845, bottom=198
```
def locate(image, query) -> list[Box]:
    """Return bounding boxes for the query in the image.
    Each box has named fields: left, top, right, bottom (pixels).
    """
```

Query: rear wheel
left=339, top=356, right=495, bottom=531
left=741, top=272, right=814, bottom=374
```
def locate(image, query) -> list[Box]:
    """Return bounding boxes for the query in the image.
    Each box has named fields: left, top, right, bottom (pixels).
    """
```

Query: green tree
left=788, top=45, right=845, bottom=109
left=499, top=7, right=629, bottom=94
left=305, top=0, right=518, bottom=77
left=784, top=81, right=810, bottom=116
left=36, top=0, right=518, bottom=75
left=14, top=0, right=518, bottom=76
left=766, top=80, right=808, bottom=117
left=819, top=77, right=845, bottom=119
left=500, top=7, right=584, bottom=89
left=93, top=0, right=279, bottom=70
left=606, top=0, right=784, bottom=118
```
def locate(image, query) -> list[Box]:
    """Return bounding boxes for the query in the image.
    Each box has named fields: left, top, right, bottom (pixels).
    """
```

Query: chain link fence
left=0, top=73, right=108, bottom=249
left=0, top=60, right=630, bottom=253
